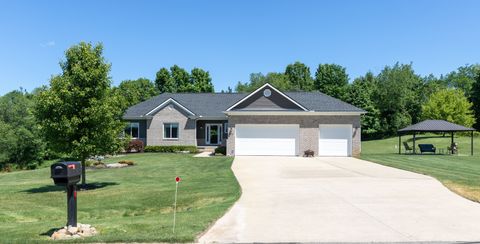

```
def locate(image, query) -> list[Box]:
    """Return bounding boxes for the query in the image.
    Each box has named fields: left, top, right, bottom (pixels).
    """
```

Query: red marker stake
left=173, top=176, right=181, bottom=233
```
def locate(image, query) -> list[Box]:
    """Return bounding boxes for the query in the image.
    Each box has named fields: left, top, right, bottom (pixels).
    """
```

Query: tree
left=114, top=78, right=157, bottom=109
left=155, top=68, right=176, bottom=93
left=35, top=42, right=125, bottom=187
left=444, top=64, right=480, bottom=98
left=155, top=66, right=215, bottom=93
left=373, top=63, right=424, bottom=135
left=170, top=65, right=192, bottom=92
left=0, top=90, right=44, bottom=170
left=285, top=62, right=314, bottom=91
left=422, top=89, right=475, bottom=127
left=347, top=72, right=381, bottom=138
left=314, top=64, right=349, bottom=100
left=470, top=71, right=480, bottom=129
left=235, top=72, right=292, bottom=92
left=190, top=68, right=214, bottom=92
left=221, top=86, right=233, bottom=93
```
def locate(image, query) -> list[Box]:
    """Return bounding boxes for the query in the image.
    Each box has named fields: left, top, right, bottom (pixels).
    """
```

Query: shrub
left=85, top=160, right=96, bottom=167
left=119, top=160, right=134, bottom=166
left=126, top=139, right=144, bottom=153
left=214, top=146, right=226, bottom=155
left=144, top=145, right=198, bottom=153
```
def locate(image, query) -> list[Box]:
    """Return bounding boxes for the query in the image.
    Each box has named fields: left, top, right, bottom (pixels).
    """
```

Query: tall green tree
left=171, top=65, right=193, bottom=92
left=314, top=64, right=349, bottom=100
left=114, top=78, right=157, bottom=109
left=155, top=68, right=176, bottom=93
left=347, top=72, right=381, bottom=137
left=155, top=66, right=215, bottom=93
left=445, top=64, right=480, bottom=98
left=190, top=68, right=214, bottom=92
left=235, top=72, right=292, bottom=92
left=35, top=42, right=125, bottom=187
left=373, top=63, right=424, bottom=135
left=422, top=89, right=475, bottom=127
left=471, top=71, right=480, bottom=129
left=285, top=62, right=314, bottom=91
left=0, top=90, right=44, bottom=169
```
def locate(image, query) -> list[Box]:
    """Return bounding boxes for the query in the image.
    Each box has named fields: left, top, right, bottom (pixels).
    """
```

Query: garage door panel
left=319, top=125, right=352, bottom=157
left=319, top=139, right=349, bottom=156
left=236, top=125, right=298, bottom=156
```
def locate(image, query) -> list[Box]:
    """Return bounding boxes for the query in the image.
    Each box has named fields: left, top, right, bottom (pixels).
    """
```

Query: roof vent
left=263, top=89, right=271, bottom=97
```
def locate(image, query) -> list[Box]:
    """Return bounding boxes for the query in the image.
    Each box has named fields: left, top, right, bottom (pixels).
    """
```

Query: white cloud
left=40, top=41, right=56, bottom=47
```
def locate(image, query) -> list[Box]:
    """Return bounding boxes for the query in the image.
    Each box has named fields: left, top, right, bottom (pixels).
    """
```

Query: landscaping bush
left=144, top=145, right=198, bottom=153
left=119, top=160, right=135, bottom=165
left=215, top=146, right=226, bottom=155
left=85, top=160, right=96, bottom=167
left=126, top=139, right=144, bottom=153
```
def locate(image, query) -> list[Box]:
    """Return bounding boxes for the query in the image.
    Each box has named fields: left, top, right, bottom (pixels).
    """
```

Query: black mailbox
left=50, top=161, right=81, bottom=227
left=51, top=162, right=81, bottom=186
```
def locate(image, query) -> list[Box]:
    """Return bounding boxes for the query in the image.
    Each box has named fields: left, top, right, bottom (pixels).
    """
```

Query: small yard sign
left=173, top=176, right=181, bottom=233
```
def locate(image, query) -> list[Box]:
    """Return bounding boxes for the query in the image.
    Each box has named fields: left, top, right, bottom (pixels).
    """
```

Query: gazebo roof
left=398, top=120, right=475, bottom=133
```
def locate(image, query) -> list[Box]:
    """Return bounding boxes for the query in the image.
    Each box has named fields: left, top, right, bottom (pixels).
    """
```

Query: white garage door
left=235, top=124, right=299, bottom=156
left=319, top=125, right=352, bottom=156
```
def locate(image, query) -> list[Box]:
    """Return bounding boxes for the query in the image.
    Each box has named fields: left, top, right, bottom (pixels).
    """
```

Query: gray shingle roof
left=398, top=120, right=475, bottom=132
left=123, top=91, right=365, bottom=118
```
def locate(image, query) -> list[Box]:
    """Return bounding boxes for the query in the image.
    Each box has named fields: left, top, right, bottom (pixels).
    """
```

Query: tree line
left=0, top=41, right=479, bottom=174
left=235, top=62, right=479, bottom=139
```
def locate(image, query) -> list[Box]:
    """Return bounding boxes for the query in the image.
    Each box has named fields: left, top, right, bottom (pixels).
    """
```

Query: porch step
left=197, top=146, right=218, bottom=152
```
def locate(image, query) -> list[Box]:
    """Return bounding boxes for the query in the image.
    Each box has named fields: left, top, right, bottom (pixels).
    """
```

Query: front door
left=206, top=124, right=222, bottom=145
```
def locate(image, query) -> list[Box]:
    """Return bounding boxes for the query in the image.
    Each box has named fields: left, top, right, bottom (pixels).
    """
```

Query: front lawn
left=0, top=153, right=240, bottom=243
left=361, top=135, right=480, bottom=202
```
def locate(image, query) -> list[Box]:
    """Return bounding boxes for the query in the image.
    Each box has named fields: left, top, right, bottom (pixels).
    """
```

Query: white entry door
left=235, top=124, right=299, bottom=156
left=318, top=124, right=352, bottom=156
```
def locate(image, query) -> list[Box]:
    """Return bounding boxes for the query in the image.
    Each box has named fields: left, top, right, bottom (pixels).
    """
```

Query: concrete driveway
left=199, top=156, right=480, bottom=243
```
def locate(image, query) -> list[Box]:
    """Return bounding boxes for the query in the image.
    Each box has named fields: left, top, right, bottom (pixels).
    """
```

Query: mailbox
left=50, top=161, right=81, bottom=227
left=51, top=162, right=81, bottom=186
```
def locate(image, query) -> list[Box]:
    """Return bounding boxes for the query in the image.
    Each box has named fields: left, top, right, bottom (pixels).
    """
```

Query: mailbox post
left=51, top=162, right=82, bottom=227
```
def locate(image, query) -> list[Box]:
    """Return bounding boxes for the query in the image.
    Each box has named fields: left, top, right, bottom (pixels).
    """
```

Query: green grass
left=361, top=134, right=480, bottom=202
left=0, top=153, right=240, bottom=243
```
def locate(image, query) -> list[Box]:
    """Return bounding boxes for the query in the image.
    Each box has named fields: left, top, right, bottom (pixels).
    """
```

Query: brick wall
left=146, top=104, right=196, bottom=146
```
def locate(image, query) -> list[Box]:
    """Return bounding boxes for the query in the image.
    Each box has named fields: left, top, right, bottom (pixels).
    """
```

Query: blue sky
left=1, top=0, right=479, bottom=95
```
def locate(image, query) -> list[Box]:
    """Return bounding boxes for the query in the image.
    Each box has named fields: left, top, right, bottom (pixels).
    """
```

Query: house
left=123, top=83, right=366, bottom=156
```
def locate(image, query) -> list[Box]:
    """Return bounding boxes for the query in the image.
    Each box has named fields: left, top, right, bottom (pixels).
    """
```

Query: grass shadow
left=40, top=227, right=57, bottom=237
left=22, top=182, right=119, bottom=194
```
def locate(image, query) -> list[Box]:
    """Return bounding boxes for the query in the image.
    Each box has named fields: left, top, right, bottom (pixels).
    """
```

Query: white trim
left=196, top=116, right=228, bottom=120
left=163, top=122, right=179, bottom=140
left=146, top=98, right=195, bottom=116
left=225, top=111, right=365, bottom=116
left=225, top=83, right=309, bottom=112
left=205, top=123, right=222, bottom=145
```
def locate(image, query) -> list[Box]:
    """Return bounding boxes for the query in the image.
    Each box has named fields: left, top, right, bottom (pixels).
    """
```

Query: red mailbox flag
left=175, top=176, right=181, bottom=182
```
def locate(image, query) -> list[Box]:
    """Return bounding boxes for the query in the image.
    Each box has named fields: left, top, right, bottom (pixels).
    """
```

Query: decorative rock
left=67, top=226, right=78, bottom=235
left=50, top=223, right=97, bottom=240
left=106, top=163, right=128, bottom=168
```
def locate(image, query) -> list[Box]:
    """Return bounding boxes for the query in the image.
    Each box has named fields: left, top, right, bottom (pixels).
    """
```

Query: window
left=124, top=122, right=140, bottom=138
left=224, top=123, right=228, bottom=134
left=164, top=123, right=179, bottom=139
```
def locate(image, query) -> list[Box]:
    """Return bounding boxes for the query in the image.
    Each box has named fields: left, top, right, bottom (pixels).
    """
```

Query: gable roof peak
left=225, top=83, right=309, bottom=112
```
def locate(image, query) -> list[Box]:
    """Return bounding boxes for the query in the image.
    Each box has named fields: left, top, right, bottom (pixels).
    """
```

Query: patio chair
left=447, top=142, right=458, bottom=154
left=403, top=142, right=413, bottom=154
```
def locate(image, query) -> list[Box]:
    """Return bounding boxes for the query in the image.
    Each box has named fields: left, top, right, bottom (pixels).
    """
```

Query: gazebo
left=397, top=120, right=475, bottom=155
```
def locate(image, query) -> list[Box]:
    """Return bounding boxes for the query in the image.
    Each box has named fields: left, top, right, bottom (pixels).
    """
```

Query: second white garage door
left=319, top=124, right=352, bottom=156
left=235, top=124, right=299, bottom=156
